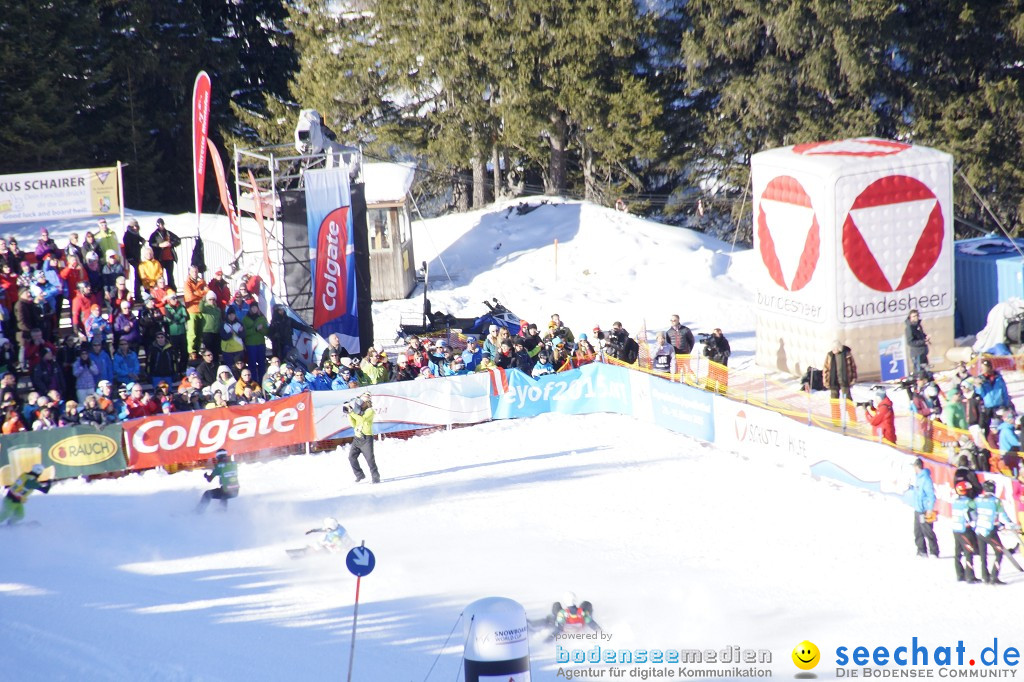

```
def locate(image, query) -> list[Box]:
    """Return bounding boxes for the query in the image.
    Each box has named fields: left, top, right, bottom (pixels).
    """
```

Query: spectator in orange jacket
left=184, top=266, right=208, bottom=358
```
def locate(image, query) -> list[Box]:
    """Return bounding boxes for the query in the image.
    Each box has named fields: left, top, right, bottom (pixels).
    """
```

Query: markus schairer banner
left=304, top=167, right=360, bottom=354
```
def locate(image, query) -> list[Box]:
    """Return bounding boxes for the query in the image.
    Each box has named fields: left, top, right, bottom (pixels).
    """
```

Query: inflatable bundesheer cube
left=751, top=138, right=954, bottom=380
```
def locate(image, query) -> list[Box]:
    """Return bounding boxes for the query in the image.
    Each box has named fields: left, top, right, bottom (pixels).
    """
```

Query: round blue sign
left=346, top=546, right=376, bottom=577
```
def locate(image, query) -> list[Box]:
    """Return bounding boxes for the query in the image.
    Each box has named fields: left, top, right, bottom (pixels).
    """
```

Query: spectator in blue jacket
left=282, top=367, right=311, bottom=396
left=88, top=338, right=114, bottom=384
left=332, top=365, right=359, bottom=390
left=112, top=339, right=141, bottom=386
left=309, top=366, right=333, bottom=391
left=975, top=359, right=1011, bottom=432
left=461, top=335, right=483, bottom=371
left=910, top=457, right=939, bottom=558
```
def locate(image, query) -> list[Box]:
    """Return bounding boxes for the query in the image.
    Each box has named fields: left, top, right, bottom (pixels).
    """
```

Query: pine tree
left=896, top=1, right=1024, bottom=233
left=500, top=0, right=662, bottom=199
left=680, top=0, right=903, bottom=235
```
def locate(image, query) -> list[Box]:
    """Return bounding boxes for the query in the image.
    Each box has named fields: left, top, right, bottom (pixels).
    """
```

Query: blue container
left=954, top=237, right=1024, bottom=336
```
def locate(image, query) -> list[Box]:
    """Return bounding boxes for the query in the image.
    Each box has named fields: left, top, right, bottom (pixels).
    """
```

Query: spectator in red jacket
left=866, top=385, right=897, bottom=445
left=124, top=382, right=159, bottom=419
left=208, top=268, right=232, bottom=309
left=71, top=282, right=103, bottom=332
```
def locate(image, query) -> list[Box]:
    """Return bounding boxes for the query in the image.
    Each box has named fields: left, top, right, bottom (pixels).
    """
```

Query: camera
left=855, top=400, right=873, bottom=409
left=697, top=332, right=712, bottom=343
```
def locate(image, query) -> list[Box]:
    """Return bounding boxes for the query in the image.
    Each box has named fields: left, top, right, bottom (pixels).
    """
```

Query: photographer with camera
left=344, top=392, right=379, bottom=484
left=701, top=328, right=731, bottom=393
left=865, top=385, right=896, bottom=445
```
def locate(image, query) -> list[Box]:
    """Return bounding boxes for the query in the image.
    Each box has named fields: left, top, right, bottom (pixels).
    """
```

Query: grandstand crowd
left=0, top=219, right=734, bottom=435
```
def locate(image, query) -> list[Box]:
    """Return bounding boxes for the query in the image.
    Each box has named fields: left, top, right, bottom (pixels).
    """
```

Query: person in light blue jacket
left=910, top=457, right=939, bottom=558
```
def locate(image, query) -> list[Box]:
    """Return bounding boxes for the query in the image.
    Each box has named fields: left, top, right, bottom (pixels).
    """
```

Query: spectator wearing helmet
left=951, top=478, right=980, bottom=583
left=910, top=458, right=940, bottom=558
left=0, top=463, right=51, bottom=525
left=197, top=449, right=239, bottom=512
left=346, top=392, right=379, bottom=483
left=975, top=480, right=1020, bottom=584
left=865, top=385, right=896, bottom=445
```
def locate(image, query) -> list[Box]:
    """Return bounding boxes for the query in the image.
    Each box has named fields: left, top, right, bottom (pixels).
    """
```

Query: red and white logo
left=841, top=175, right=943, bottom=292
left=793, top=139, right=910, bottom=157
left=124, top=394, right=313, bottom=469
left=757, top=176, right=820, bottom=291
left=315, top=207, right=350, bottom=329
left=734, top=410, right=748, bottom=441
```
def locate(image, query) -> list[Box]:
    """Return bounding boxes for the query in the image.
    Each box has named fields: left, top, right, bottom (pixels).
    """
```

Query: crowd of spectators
left=0, top=226, right=726, bottom=436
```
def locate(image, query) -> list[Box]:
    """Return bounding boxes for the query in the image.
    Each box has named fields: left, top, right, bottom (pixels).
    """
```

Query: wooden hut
left=364, top=162, right=417, bottom=300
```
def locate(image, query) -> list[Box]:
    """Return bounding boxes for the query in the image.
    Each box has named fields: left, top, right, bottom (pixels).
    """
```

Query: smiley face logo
left=792, top=641, right=820, bottom=670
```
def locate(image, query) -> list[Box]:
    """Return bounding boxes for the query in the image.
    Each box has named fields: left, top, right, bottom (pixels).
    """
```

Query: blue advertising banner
left=304, top=168, right=359, bottom=354
left=490, top=363, right=633, bottom=419
left=640, top=375, right=716, bottom=442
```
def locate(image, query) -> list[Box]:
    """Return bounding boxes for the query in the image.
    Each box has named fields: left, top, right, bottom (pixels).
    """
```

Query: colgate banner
left=124, top=394, right=312, bottom=469
left=304, top=168, right=359, bottom=353
left=207, top=138, right=243, bottom=258
left=192, top=72, right=211, bottom=229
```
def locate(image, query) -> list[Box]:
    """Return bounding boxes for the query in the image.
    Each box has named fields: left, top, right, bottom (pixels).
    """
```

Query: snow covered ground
left=2, top=199, right=1021, bottom=681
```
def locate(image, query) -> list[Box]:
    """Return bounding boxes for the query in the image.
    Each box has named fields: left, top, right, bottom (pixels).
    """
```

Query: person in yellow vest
left=346, top=392, right=379, bottom=483
left=0, top=464, right=51, bottom=525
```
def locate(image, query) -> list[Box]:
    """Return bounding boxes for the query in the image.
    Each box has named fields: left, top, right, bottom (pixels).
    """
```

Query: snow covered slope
left=1, top=200, right=1019, bottom=681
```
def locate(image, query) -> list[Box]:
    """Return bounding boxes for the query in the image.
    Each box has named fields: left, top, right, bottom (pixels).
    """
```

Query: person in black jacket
left=122, top=218, right=147, bottom=299
left=666, top=315, right=695, bottom=355
left=953, top=454, right=982, bottom=499
left=905, top=309, right=930, bottom=375
left=147, top=332, right=178, bottom=386
left=148, top=218, right=181, bottom=290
